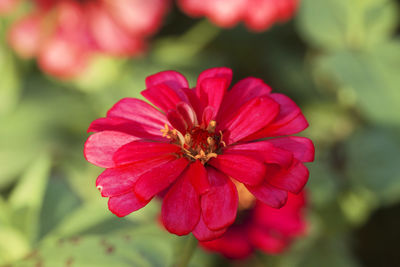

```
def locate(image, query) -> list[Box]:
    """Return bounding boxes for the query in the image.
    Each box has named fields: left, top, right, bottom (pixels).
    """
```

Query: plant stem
left=174, top=234, right=198, bottom=267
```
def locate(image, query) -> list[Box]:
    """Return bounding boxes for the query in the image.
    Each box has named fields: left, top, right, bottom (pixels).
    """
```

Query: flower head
left=178, top=0, right=299, bottom=32
left=84, top=67, right=314, bottom=241
left=200, top=192, right=307, bottom=259
left=7, top=0, right=169, bottom=78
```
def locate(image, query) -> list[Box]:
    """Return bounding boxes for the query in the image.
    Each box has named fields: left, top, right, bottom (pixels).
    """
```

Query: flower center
left=161, top=120, right=225, bottom=164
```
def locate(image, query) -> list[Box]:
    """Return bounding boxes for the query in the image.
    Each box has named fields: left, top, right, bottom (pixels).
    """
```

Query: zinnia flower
left=200, top=192, right=307, bottom=259
left=84, top=67, right=314, bottom=241
left=178, top=0, right=299, bottom=31
left=7, top=0, right=169, bottom=78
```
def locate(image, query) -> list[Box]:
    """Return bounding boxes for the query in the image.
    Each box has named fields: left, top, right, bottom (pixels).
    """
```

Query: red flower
left=200, top=192, right=307, bottom=259
left=7, top=0, right=169, bottom=78
left=84, top=67, right=314, bottom=241
left=178, top=0, right=299, bottom=31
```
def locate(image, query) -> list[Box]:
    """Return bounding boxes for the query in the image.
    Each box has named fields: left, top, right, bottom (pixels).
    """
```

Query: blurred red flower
left=7, top=0, right=169, bottom=78
left=0, top=0, right=19, bottom=14
left=178, top=0, right=299, bottom=31
left=200, top=192, right=307, bottom=259
left=84, top=67, right=314, bottom=241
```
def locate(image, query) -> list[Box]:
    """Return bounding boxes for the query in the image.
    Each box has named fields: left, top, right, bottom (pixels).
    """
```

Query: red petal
left=220, top=97, right=279, bottom=144
left=193, top=215, right=227, bottom=241
left=113, top=141, right=180, bottom=166
left=189, top=161, right=210, bottom=195
left=217, top=77, right=271, bottom=122
left=246, top=182, right=288, bottom=208
left=108, top=191, right=150, bottom=217
left=245, top=93, right=308, bottom=139
left=84, top=131, right=139, bottom=168
left=88, top=117, right=167, bottom=141
left=198, top=77, right=229, bottom=115
left=201, top=168, right=238, bottom=230
left=96, top=155, right=175, bottom=197
left=107, top=98, right=168, bottom=130
left=161, top=169, right=201, bottom=235
left=141, top=83, right=184, bottom=113
left=200, top=227, right=253, bottom=259
left=146, top=70, right=189, bottom=91
left=224, top=141, right=293, bottom=168
left=267, top=136, right=315, bottom=162
left=266, top=160, right=309, bottom=194
left=176, top=102, right=198, bottom=129
left=209, top=154, right=266, bottom=185
left=134, top=158, right=189, bottom=201
left=249, top=226, right=288, bottom=254
left=166, top=109, right=187, bottom=134
left=196, top=67, right=232, bottom=90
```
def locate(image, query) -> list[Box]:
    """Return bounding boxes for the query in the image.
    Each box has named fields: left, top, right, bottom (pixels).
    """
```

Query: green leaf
left=316, top=41, right=400, bottom=126
left=17, top=226, right=176, bottom=267
left=0, top=227, right=30, bottom=266
left=9, top=154, right=51, bottom=245
left=297, top=0, right=399, bottom=50
left=345, top=128, right=400, bottom=205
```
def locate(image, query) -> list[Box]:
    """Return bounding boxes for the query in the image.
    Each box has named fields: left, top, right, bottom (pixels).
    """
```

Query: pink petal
left=217, top=77, right=271, bottom=123
left=209, top=154, right=266, bottom=186
left=161, top=168, right=201, bottom=235
left=188, top=160, right=210, bottom=195
left=201, top=106, right=216, bottom=127
left=220, top=97, right=279, bottom=144
left=267, top=136, right=315, bottom=162
left=84, top=131, right=139, bottom=168
left=197, top=77, right=229, bottom=115
left=113, top=141, right=181, bottom=166
left=107, top=98, right=168, bottom=131
left=246, top=182, right=288, bottom=208
left=108, top=191, right=150, bottom=217
left=245, top=93, right=308, bottom=139
left=141, top=83, right=184, bottom=113
left=193, top=215, right=227, bottom=241
left=96, top=155, right=175, bottom=197
left=88, top=117, right=167, bottom=141
left=196, top=67, right=232, bottom=90
left=224, top=141, right=293, bottom=168
left=87, top=2, right=144, bottom=56
left=201, top=168, right=238, bottom=230
left=134, top=158, right=189, bottom=201
left=266, top=160, right=309, bottom=194
left=146, top=70, right=189, bottom=91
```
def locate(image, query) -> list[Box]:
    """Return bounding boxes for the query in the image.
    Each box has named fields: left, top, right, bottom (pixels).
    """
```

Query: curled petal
left=196, top=67, right=232, bottom=90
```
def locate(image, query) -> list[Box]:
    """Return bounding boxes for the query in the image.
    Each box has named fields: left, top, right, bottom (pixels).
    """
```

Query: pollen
left=161, top=120, right=224, bottom=164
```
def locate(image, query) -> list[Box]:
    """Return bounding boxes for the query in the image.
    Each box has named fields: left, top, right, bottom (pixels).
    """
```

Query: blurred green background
left=1, top=0, right=400, bottom=266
